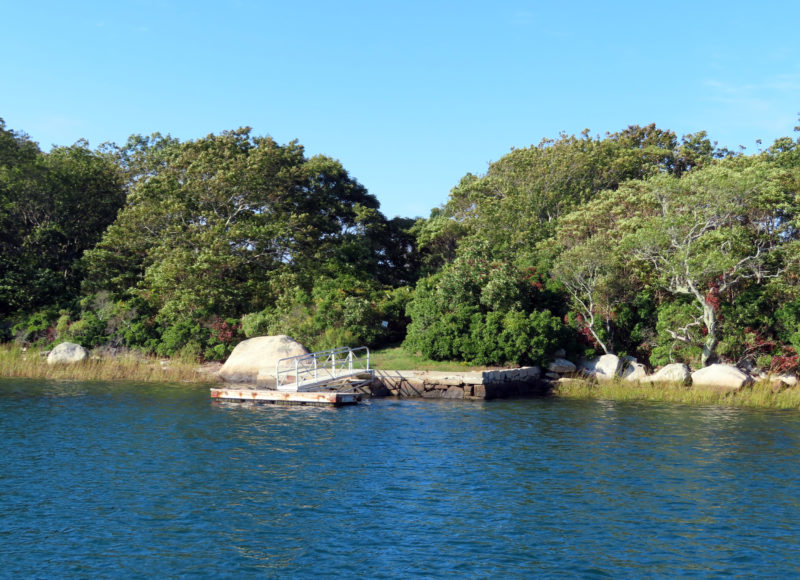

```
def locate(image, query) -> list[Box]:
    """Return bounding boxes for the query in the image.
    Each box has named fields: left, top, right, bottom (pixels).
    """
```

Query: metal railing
left=275, top=346, right=372, bottom=392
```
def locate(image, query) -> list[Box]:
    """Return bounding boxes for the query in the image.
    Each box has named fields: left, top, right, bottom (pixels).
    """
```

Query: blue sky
left=2, top=0, right=799, bottom=218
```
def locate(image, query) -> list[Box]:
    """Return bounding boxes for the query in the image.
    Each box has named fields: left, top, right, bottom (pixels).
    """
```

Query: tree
left=83, top=128, right=408, bottom=355
left=576, top=159, right=797, bottom=366
left=550, top=238, right=619, bottom=354
left=403, top=239, right=565, bottom=365
left=0, top=119, right=125, bottom=317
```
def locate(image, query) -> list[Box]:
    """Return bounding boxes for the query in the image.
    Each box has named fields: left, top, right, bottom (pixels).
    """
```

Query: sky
left=2, top=0, right=799, bottom=219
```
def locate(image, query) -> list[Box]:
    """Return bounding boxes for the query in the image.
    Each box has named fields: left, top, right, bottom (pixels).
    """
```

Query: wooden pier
left=210, top=387, right=362, bottom=407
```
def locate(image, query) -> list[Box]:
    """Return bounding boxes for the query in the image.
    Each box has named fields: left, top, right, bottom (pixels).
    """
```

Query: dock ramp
left=275, top=346, right=373, bottom=392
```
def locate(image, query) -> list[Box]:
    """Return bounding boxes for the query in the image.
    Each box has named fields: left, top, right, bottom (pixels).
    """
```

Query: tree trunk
left=701, top=301, right=719, bottom=367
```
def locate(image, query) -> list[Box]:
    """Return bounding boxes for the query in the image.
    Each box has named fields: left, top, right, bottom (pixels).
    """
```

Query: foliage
left=0, top=119, right=125, bottom=317
left=403, top=242, right=565, bottom=366
left=552, top=152, right=800, bottom=366
left=406, top=124, right=722, bottom=367
left=4, top=116, right=800, bottom=374
left=80, top=127, right=413, bottom=358
left=244, top=275, right=409, bottom=352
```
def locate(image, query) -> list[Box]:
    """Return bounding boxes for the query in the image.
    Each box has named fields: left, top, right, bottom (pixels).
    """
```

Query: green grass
left=0, top=344, right=212, bottom=383
left=553, top=378, right=800, bottom=409
left=369, top=345, right=489, bottom=372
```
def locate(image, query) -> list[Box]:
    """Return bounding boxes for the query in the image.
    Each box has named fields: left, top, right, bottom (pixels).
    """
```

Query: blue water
left=2, top=379, right=800, bottom=577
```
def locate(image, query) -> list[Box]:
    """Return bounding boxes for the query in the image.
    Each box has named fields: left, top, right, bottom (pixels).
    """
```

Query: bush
left=257, top=275, right=406, bottom=352
left=403, top=261, right=566, bottom=366
left=12, top=310, right=57, bottom=345
left=649, top=300, right=703, bottom=367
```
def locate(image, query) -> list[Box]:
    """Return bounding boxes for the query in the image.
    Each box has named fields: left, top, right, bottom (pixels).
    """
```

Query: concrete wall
left=358, top=368, right=548, bottom=400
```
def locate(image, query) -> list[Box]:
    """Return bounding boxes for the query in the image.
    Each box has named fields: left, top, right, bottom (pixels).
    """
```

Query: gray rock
left=648, top=363, right=691, bottom=385
left=594, top=354, right=623, bottom=381
left=219, top=335, right=308, bottom=383
left=518, top=366, right=541, bottom=380
left=442, top=386, right=465, bottom=399
left=47, top=342, right=88, bottom=365
left=548, top=358, right=576, bottom=374
left=691, top=364, right=753, bottom=390
left=622, top=362, right=649, bottom=382
left=576, top=358, right=597, bottom=375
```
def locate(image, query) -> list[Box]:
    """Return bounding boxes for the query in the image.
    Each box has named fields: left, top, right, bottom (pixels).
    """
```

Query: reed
left=553, top=378, right=800, bottom=409
left=0, top=344, right=210, bottom=383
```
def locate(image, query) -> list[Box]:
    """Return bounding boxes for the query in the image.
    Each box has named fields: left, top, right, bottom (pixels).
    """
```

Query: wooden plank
left=210, top=387, right=361, bottom=406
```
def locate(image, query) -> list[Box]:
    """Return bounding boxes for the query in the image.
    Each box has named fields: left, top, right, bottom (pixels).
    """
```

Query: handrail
left=275, top=346, right=371, bottom=391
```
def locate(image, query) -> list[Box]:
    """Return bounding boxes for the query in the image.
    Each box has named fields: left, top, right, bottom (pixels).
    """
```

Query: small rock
left=771, top=380, right=789, bottom=394
left=443, top=386, right=465, bottom=399
left=548, top=358, right=576, bottom=374
left=576, top=358, right=597, bottom=375
left=623, top=362, right=649, bottom=382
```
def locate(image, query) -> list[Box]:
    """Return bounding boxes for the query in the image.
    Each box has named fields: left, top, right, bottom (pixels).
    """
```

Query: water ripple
left=2, top=382, right=800, bottom=577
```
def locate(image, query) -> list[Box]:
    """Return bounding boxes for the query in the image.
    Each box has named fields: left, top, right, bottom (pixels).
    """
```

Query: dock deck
left=210, top=387, right=362, bottom=406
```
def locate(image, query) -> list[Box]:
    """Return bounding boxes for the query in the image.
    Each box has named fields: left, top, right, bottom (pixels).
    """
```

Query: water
left=2, top=379, right=800, bottom=578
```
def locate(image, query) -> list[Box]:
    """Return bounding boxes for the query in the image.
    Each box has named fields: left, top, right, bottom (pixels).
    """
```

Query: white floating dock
left=210, top=387, right=362, bottom=406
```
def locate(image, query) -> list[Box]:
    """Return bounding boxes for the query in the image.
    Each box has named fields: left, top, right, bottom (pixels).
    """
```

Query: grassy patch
left=369, top=345, right=488, bottom=372
left=553, top=378, right=800, bottom=409
left=0, top=344, right=211, bottom=383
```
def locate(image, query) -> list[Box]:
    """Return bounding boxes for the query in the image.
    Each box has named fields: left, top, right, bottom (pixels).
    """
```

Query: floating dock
left=211, top=346, right=372, bottom=407
left=210, top=387, right=362, bottom=407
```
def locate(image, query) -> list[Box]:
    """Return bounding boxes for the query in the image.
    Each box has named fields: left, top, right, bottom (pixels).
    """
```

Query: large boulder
left=622, top=361, right=649, bottom=382
left=691, top=364, right=753, bottom=391
left=647, top=363, right=691, bottom=385
left=47, top=342, right=89, bottom=365
left=219, top=335, right=308, bottom=384
left=594, top=354, right=623, bottom=381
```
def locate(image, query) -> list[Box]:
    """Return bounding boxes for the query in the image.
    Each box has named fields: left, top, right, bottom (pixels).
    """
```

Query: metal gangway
left=275, top=346, right=373, bottom=392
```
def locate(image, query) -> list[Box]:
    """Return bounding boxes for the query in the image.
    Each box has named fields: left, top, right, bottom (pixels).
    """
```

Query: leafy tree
left=550, top=237, right=620, bottom=354
left=0, top=119, right=125, bottom=317
left=556, top=156, right=798, bottom=366
left=403, top=240, right=564, bottom=365
left=83, top=128, right=410, bottom=355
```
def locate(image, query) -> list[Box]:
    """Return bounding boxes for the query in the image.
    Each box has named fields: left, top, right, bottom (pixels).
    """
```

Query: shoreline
left=3, top=345, right=800, bottom=410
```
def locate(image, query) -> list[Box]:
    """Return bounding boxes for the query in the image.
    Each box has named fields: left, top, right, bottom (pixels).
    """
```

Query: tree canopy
left=4, top=116, right=800, bottom=373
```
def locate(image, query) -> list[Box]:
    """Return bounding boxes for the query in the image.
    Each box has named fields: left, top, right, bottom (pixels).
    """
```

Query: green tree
left=0, top=119, right=125, bottom=317
left=557, top=157, right=798, bottom=366
left=83, top=128, right=408, bottom=354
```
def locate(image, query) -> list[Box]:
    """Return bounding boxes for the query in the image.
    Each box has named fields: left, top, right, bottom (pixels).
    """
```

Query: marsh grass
left=370, top=345, right=487, bottom=372
left=0, top=344, right=209, bottom=383
left=553, top=378, right=800, bottom=410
